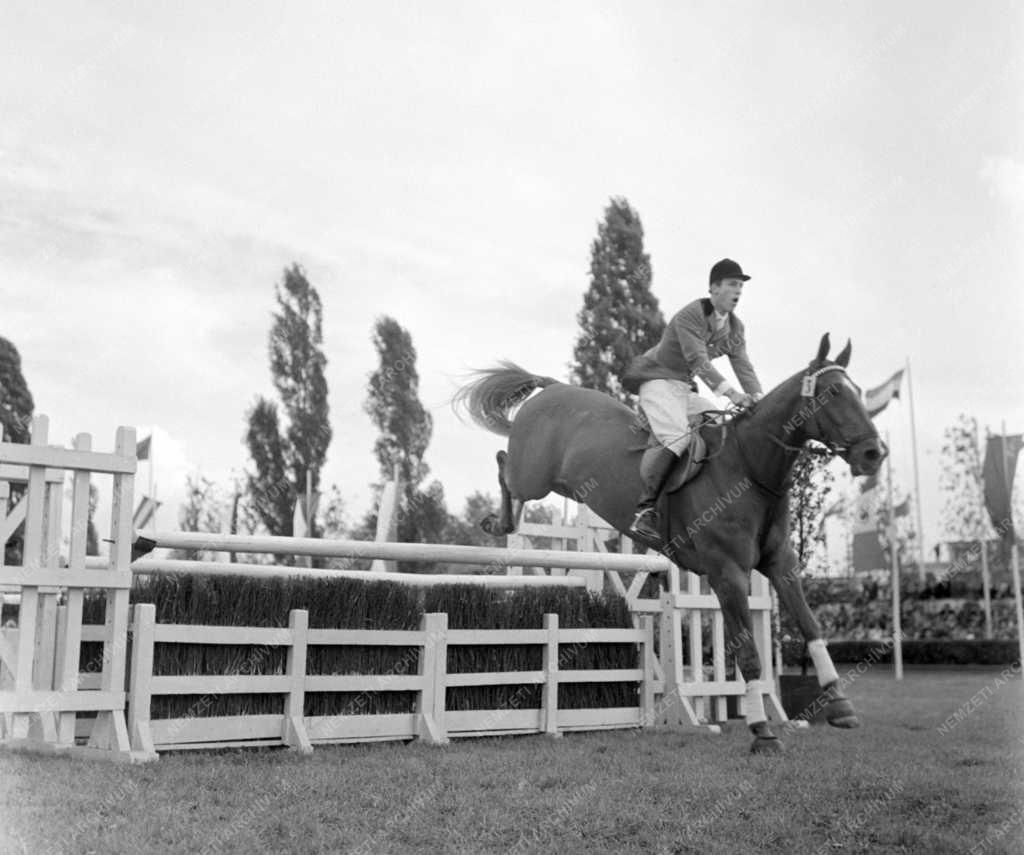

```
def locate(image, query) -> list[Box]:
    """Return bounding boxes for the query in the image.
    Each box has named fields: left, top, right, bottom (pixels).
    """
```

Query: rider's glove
left=725, top=388, right=755, bottom=408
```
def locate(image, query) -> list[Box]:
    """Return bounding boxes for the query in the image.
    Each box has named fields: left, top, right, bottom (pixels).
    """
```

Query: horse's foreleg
left=711, top=562, right=781, bottom=754
left=480, top=450, right=524, bottom=536
left=760, top=546, right=859, bottom=729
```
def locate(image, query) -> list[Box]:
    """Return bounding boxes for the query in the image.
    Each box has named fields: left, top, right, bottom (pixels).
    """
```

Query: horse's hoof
left=750, top=735, right=784, bottom=754
left=826, top=697, right=860, bottom=729
left=822, top=682, right=860, bottom=728
left=748, top=721, right=783, bottom=754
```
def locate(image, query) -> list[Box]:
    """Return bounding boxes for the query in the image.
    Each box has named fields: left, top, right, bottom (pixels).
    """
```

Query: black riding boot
left=629, top=445, right=680, bottom=546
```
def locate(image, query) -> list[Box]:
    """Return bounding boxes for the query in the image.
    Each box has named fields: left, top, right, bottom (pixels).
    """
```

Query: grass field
left=2, top=667, right=1022, bottom=854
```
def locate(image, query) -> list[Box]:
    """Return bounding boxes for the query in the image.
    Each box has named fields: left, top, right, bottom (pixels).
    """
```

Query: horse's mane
left=721, top=358, right=837, bottom=426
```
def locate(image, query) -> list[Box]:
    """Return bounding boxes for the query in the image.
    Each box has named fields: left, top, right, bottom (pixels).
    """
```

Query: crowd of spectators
left=797, top=573, right=1021, bottom=642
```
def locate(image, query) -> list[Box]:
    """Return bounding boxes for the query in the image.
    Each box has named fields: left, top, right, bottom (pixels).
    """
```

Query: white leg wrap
left=808, top=639, right=840, bottom=686
left=743, top=679, right=767, bottom=726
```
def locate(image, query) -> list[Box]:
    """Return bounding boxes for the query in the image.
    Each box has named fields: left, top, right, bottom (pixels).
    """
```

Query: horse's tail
left=452, top=362, right=560, bottom=436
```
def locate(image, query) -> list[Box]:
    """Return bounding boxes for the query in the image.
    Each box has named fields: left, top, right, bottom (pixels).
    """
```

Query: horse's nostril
left=864, top=449, right=880, bottom=461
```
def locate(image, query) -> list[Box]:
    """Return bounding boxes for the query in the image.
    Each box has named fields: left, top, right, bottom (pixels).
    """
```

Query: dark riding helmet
left=709, top=258, right=751, bottom=284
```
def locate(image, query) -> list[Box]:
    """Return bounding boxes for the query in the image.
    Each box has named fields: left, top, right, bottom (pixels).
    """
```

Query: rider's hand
left=725, top=389, right=754, bottom=408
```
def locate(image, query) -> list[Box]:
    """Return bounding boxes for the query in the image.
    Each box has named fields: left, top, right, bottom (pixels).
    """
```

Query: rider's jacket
left=622, top=298, right=762, bottom=396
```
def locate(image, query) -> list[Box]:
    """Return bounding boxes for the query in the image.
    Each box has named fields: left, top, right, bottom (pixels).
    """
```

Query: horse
left=454, top=333, right=887, bottom=752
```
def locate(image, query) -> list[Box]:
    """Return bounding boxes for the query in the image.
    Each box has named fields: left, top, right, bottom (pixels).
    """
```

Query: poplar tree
left=0, top=336, right=34, bottom=444
left=364, top=317, right=450, bottom=570
left=571, top=198, right=664, bottom=403
left=245, top=265, right=332, bottom=538
left=0, top=336, right=34, bottom=566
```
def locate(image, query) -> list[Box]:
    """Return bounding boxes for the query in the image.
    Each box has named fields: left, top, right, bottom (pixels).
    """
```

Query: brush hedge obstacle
left=81, top=574, right=640, bottom=720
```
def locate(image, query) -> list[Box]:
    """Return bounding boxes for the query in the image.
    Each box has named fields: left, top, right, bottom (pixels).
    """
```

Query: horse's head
left=780, top=333, right=888, bottom=476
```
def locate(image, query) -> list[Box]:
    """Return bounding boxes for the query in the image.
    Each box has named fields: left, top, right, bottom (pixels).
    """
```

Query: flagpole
left=974, top=420, right=993, bottom=640
left=1001, top=421, right=1024, bottom=671
left=884, top=434, right=901, bottom=684
left=147, top=433, right=156, bottom=531
left=905, top=357, right=926, bottom=582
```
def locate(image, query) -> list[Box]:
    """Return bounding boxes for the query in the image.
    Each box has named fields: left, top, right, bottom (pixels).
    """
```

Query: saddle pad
left=640, top=429, right=708, bottom=494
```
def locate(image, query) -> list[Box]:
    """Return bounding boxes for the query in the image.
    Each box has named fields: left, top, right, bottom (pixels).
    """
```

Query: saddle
left=632, top=410, right=719, bottom=560
left=636, top=409, right=712, bottom=494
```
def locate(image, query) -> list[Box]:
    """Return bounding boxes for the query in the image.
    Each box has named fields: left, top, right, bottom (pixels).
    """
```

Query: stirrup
left=629, top=508, right=661, bottom=547
left=630, top=507, right=656, bottom=529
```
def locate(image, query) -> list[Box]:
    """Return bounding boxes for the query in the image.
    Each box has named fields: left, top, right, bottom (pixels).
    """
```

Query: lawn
left=2, top=667, right=1022, bottom=854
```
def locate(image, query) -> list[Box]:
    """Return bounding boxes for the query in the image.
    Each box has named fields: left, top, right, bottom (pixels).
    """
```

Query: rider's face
left=710, top=278, right=744, bottom=312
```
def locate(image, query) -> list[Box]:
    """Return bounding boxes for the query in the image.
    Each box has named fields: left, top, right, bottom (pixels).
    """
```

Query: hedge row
left=80, top=573, right=640, bottom=718
left=782, top=638, right=1020, bottom=667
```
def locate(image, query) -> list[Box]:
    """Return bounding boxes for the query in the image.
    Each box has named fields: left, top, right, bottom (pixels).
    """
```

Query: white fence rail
left=91, top=606, right=657, bottom=755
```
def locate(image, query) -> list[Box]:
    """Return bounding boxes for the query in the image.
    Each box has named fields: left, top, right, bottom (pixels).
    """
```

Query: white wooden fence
left=508, top=503, right=785, bottom=729
left=116, top=606, right=656, bottom=754
left=0, top=417, right=138, bottom=761
left=1, top=414, right=789, bottom=761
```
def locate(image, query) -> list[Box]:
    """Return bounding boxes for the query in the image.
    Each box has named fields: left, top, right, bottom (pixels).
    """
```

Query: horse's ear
left=815, top=333, right=831, bottom=364
left=835, top=339, right=852, bottom=368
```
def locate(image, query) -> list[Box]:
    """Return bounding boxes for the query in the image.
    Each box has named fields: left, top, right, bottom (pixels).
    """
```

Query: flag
left=865, top=370, right=904, bottom=418
left=132, top=496, right=161, bottom=529
left=136, top=435, right=152, bottom=461
left=892, top=496, right=911, bottom=518
left=852, top=474, right=885, bottom=572
left=982, top=433, right=1023, bottom=559
left=293, top=491, right=321, bottom=538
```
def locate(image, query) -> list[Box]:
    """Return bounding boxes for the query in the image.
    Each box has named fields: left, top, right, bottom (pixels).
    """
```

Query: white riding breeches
left=638, top=379, right=717, bottom=455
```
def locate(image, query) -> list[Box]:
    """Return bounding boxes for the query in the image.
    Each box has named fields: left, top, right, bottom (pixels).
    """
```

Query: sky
left=2, top=1, right=1022, bottom=566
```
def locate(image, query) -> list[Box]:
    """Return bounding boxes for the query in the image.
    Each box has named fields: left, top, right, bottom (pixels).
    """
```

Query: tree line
left=3, top=197, right=1001, bottom=574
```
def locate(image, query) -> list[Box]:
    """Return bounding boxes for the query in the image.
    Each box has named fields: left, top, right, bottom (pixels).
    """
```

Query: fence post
left=541, top=613, right=560, bottom=736
left=639, top=616, right=655, bottom=728
left=417, top=613, right=448, bottom=745
left=86, top=425, right=134, bottom=755
left=283, top=609, right=312, bottom=753
left=659, top=591, right=681, bottom=726
left=57, top=433, right=93, bottom=745
left=686, top=571, right=705, bottom=722
left=127, top=603, right=156, bottom=758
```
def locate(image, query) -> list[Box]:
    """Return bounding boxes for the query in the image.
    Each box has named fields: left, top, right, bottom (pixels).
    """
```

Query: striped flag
left=865, top=370, right=904, bottom=418
left=136, top=435, right=152, bottom=460
left=852, top=475, right=885, bottom=572
left=892, top=496, right=911, bottom=518
left=132, top=496, right=161, bottom=529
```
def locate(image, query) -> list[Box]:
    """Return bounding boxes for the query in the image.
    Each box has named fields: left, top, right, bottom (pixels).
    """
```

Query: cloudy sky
left=2, top=1, right=1021, bottom=562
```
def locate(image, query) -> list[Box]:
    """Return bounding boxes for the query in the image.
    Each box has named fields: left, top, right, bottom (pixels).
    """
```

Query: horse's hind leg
left=480, top=450, right=525, bottom=535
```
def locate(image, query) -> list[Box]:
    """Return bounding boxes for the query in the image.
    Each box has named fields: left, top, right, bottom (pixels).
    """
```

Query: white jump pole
left=131, top=530, right=675, bottom=575
left=116, top=558, right=589, bottom=587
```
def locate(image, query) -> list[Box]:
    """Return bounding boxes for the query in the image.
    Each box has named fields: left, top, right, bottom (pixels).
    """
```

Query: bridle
left=735, top=364, right=878, bottom=498
left=766, top=364, right=877, bottom=457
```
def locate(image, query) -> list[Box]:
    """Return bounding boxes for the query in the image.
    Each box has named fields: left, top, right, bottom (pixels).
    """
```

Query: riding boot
left=629, top=445, right=680, bottom=545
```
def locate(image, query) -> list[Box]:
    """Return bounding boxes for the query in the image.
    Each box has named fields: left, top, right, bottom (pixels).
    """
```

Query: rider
left=624, top=258, right=764, bottom=544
